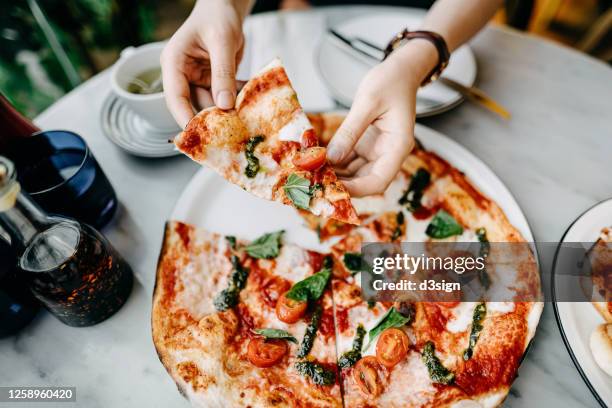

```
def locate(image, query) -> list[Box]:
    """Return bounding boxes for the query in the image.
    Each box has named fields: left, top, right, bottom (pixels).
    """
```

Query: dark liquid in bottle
left=0, top=240, right=39, bottom=337
left=20, top=222, right=133, bottom=327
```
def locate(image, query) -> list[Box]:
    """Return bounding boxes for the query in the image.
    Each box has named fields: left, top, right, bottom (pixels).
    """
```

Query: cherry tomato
left=352, top=356, right=386, bottom=398
left=246, top=338, right=287, bottom=368
left=275, top=292, right=308, bottom=323
left=375, top=328, right=409, bottom=368
left=293, top=147, right=327, bottom=171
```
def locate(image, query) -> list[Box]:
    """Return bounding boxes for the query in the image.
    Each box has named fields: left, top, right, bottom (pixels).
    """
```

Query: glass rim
left=26, top=130, right=91, bottom=196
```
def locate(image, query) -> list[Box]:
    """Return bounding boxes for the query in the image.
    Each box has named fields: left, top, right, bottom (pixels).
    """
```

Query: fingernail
left=217, top=90, right=234, bottom=109
left=327, top=144, right=343, bottom=163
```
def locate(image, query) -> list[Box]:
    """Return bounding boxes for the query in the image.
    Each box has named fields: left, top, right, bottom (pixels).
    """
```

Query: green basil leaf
left=225, top=235, right=237, bottom=250
left=245, top=135, right=265, bottom=178
left=283, top=173, right=312, bottom=210
left=398, top=168, right=431, bottom=210
left=343, top=252, right=366, bottom=274
left=365, top=307, right=410, bottom=350
left=252, top=328, right=298, bottom=343
left=422, top=341, right=455, bottom=384
left=245, top=230, right=284, bottom=259
left=285, top=268, right=331, bottom=302
left=425, top=210, right=464, bottom=239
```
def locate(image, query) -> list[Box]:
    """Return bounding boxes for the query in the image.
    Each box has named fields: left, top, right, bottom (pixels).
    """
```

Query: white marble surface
left=1, top=5, right=611, bottom=407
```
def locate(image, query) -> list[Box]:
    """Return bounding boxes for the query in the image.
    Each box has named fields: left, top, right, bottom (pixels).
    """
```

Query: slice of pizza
left=174, top=59, right=359, bottom=225
left=153, top=221, right=342, bottom=407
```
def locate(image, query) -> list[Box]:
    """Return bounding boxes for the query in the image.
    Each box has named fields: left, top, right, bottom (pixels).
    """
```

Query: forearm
left=421, top=0, right=503, bottom=52
left=389, top=0, right=502, bottom=85
left=193, top=0, right=255, bottom=21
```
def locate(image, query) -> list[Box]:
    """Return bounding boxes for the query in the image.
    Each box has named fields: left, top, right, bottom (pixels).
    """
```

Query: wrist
left=390, top=40, right=439, bottom=85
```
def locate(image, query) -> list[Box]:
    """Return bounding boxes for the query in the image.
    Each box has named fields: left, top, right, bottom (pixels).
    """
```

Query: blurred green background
left=0, top=0, right=192, bottom=118
left=2, top=0, right=609, bottom=119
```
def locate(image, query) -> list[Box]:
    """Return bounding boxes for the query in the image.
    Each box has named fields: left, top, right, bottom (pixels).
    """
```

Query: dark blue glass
left=6, top=130, right=117, bottom=229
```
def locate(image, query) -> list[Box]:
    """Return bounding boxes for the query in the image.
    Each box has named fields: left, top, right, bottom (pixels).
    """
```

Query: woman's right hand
left=161, top=0, right=251, bottom=128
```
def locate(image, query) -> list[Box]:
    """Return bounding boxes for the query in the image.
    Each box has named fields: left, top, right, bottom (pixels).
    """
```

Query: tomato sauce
left=272, top=141, right=300, bottom=164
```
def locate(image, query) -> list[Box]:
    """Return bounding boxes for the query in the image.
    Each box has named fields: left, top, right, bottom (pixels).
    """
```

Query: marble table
left=1, top=5, right=611, bottom=408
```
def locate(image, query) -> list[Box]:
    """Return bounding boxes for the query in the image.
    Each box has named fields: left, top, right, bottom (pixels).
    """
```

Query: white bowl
left=110, top=42, right=180, bottom=133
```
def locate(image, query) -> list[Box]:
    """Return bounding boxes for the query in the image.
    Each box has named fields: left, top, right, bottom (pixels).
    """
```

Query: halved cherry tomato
left=375, top=328, right=409, bottom=368
left=246, top=338, right=287, bottom=368
left=353, top=356, right=386, bottom=398
left=276, top=292, right=308, bottom=323
left=293, top=147, right=327, bottom=171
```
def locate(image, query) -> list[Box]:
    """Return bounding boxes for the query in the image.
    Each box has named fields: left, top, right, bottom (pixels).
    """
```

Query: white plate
left=553, top=198, right=612, bottom=408
left=316, top=10, right=477, bottom=116
left=171, top=123, right=534, bottom=249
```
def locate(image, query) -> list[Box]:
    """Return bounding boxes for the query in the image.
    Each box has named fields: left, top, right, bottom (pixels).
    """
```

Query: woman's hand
left=161, top=0, right=252, bottom=128
left=326, top=40, right=438, bottom=197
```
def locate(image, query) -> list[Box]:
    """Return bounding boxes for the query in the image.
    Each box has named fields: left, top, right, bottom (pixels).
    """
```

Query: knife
left=327, top=29, right=511, bottom=120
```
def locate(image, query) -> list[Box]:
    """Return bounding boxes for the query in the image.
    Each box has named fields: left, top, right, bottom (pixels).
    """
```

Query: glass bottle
left=0, top=238, right=39, bottom=338
left=0, top=156, right=133, bottom=327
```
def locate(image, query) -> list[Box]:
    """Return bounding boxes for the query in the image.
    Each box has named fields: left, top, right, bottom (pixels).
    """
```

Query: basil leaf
left=285, top=268, right=331, bottom=302
left=422, top=341, right=455, bottom=384
left=338, top=324, right=366, bottom=369
left=391, top=211, right=405, bottom=241
left=245, top=230, right=284, bottom=259
left=365, top=307, right=410, bottom=350
left=425, top=210, right=463, bottom=239
left=283, top=173, right=312, bottom=210
left=463, top=302, right=486, bottom=360
left=225, top=235, right=237, bottom=250
left=295, top=361, right=336, bottom=385
left=398, top=168, right=431, bottom=210
left=476, top=228, right=491, bottom=289
left=343, top=252, right=366, bottom=274
left=252, top=328, right=298, bottom=344
left=297, top=305, right=322, bottom=358
left=245, top=135, right=265, bottom=178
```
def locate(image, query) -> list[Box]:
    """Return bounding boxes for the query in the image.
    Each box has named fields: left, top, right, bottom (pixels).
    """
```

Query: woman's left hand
left=326, top=40, right=438, bottom=197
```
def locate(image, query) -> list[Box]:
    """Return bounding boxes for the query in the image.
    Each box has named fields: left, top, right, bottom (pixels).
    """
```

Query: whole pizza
left=154, top=61, right=543, bottom=407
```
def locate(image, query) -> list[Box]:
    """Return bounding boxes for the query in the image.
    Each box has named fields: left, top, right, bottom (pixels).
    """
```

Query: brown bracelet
left=383, top=29, right=450, bottom=86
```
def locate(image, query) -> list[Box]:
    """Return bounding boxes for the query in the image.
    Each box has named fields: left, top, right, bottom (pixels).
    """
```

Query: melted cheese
left=446, top=302, right=478, bottom=333
left=277, top=109, right=312, bottom=143
left=274, top=245, right=313, bottom=283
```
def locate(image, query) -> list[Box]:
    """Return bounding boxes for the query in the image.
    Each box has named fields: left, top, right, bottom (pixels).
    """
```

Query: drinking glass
left=6, top=130, right=117, bottom=229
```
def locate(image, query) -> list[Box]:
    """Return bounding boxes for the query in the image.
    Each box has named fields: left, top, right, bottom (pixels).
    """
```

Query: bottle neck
left=0, top=94, right=40, bottom=151
left=0, top=188, right=53, bottom=255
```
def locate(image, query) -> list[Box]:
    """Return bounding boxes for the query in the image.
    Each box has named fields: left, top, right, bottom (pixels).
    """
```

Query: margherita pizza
left=174, top=60, right=359, bottom=225
left=154, top=113, right=543, bottom=407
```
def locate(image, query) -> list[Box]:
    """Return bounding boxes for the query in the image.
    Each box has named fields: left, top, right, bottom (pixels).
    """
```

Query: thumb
left=327, top=98, right=376, bottom=164
left=208, top=37, right=238, bottom=110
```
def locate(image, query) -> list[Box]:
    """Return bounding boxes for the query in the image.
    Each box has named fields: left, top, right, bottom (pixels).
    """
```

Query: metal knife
left=327, top=29, right=511, bottom=120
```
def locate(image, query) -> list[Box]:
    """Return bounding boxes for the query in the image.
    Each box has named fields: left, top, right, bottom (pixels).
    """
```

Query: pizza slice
left=174, top=59, right=359, bottom=225
left=153, top=222, right=342, bottom=407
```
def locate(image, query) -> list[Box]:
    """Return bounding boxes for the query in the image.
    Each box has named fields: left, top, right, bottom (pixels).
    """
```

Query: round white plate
left=553, top=198, right=612, bottom=408
left=100, top=93, right=180, bottom=158
left=316, top=10, right=477, bottom=116
left=171, top=123, right=534, bottom=251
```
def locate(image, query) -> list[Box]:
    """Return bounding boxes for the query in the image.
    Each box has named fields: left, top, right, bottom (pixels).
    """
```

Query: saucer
left=100, top=93, right=180, bottom=158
